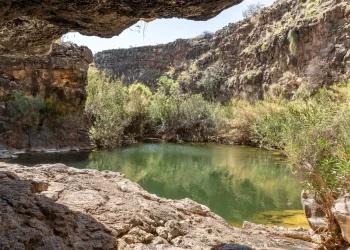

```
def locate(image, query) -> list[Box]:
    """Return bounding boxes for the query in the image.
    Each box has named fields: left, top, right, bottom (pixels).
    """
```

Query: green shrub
left=288, top=30, right=299, bottom=56
left=125, top=82, right=152, bottom=137
left=7, top=91, right=45, bottom=125
left=41, top=97, right=66, bottom=117
left=250, top=87, right=350, bottom=242
left=150, top=77, right=219, bottom=141
left=197, top=61, right=228, bottom=102
left=86, top=70, right=129, bottom=148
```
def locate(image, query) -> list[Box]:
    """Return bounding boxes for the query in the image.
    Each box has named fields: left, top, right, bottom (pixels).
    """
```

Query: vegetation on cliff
left=5, top=91, right=65, bottom=128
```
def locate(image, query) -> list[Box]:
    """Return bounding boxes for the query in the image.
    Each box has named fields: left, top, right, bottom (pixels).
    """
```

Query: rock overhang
left=0, top=0, right=243, bottom=55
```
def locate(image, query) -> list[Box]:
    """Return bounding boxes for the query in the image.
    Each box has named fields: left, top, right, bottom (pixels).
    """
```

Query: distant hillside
left=95, top=0, right=350, bottom=102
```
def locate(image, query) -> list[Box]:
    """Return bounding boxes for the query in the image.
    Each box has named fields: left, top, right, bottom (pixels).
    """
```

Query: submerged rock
left=0, top=163, right=317, bottom=250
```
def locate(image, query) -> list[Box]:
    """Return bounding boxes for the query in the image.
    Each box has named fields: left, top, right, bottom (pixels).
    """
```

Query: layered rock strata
left=0, top=43, right=95, bottom=158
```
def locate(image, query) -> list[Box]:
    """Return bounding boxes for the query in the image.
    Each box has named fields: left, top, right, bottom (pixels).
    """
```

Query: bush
left=125, top=82, right=152, bottom=137
left=41, top=97, right=66, bottom=117
left=196, top=31, right=213, bottom=39
left=288, top=30, right=299, bottom=56
left=86, top=72, right=221, bottom=145
left=85, top=69, right=350, bottom=245
left=149, top=76, right=219, bottom=141
left=219, top=85, right=350, bottom=244
left=7, top=91, right=45, bottom=125
left=86, top=70, right=129, bottom=148
left=197, top=61, right=228, bottom=102
left=250, top=87, right=350, bottom=245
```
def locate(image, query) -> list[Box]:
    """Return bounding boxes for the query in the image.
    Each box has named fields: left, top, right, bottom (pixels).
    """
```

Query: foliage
left=7, top=91, right=46, bottom=125
left=242, top=2, right=264, bottom=19
left=228, top=98, right=288, bottom=144
left=197, top=61, right=228, bottom=102
left=288, top=30, right=299, bottom=56
left=86, top=72, right=221, bottom=146
left=125, top=82, right=152, bottom=137
left=6, top=91, right=68, bottom=128
left=196, top=31, right=213, bottom=39
left=85, top=70, right=350, bottom=244
left=248, top=86, right=350, bottom=244
left=86, top=70, right=129, bottom=148
left=86, top=69, right=350, bottom=244
left=150, top=76, right=219, bottom=141
left=306, top=0, right=321, bottom=10
left=41, top=97, right=66, bottom=117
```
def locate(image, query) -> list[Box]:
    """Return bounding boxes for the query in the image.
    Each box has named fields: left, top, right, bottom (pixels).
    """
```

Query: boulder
left=301, top=190, right=328, bottom=231
left=332, top=194, right=350, bottom=243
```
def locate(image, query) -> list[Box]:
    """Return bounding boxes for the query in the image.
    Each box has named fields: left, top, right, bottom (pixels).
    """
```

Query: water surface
left=9, top=143, right=307, bottom=227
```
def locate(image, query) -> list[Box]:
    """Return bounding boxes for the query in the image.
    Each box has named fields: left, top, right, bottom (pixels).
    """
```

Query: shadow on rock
left=0, top=171, right=116, bottom=250
left=211, top=244, right=254, bottom=250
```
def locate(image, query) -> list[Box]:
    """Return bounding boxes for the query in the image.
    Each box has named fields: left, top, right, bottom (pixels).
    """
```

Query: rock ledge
left=0, top=163, right=317, bottom=249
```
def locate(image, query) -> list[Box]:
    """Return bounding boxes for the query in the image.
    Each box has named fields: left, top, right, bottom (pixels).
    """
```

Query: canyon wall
left=0, top=43, right=95, bottom=158
left=95, top=0, right=350, bottom=101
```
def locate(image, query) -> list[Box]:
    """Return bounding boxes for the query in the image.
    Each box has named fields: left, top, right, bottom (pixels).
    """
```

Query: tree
left=197, top=61, right=228, bottom=102
left=251, top=88, right=350, bottom=247
left=196, top=31, right=213, bottom=39
left=242, top=2, right=264, bottom=19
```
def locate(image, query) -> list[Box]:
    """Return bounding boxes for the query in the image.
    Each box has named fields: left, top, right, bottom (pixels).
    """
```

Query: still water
left=9, top=143, right=308, bottom=228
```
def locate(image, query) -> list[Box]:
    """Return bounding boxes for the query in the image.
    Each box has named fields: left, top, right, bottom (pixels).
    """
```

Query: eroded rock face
left=0, top=163, right=317, bottom=250
left=333, top=194, right=350, bottom=243
left=0, top=43, right=95, bottom=158
left=0, top=0, right=243, bottom=55
left=95, top=0, right=350, bottom=102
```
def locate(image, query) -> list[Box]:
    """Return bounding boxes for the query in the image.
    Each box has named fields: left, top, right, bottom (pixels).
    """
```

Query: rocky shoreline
left=0, top=146, right=95, bottom=159
left=0, top=163, right=318, bottom=249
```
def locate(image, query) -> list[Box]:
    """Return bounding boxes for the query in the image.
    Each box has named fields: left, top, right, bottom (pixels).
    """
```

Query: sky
left=66, top=0, right=275, bottom=54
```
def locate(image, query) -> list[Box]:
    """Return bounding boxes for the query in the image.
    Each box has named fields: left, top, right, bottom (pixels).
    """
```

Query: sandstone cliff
left=0, top=163, right=317, bottom=250
left=0, top=43, right=95, bottom=158
left=95, top=0, right=350, bottom=101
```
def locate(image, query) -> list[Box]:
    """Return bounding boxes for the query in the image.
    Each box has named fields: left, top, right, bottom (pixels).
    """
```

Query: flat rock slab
left=0, top=163, right=317, bottom=249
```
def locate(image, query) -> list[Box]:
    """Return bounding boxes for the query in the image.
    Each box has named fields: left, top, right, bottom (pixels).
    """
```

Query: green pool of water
left=9, top=143, right=308, bottom=228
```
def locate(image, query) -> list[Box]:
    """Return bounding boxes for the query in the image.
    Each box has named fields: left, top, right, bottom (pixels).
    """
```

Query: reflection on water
left=8, top=143, right=307, bottom=227
left=253, top=210, right=309, bottom=228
